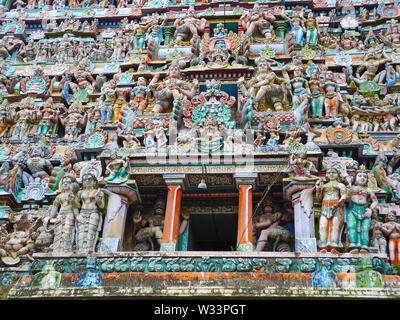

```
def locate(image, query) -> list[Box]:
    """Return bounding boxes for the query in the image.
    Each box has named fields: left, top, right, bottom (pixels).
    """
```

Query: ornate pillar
left=163, top=26, right=175, bottom=46
left=234, top=173, right=257, bottom=252
left=273, top=20, right=290, bottom=41
left=99, top=183, right=141, bottom=252
left=283, top=181, right=318, bottom=253
left=160, top=174, right=185, bottom=252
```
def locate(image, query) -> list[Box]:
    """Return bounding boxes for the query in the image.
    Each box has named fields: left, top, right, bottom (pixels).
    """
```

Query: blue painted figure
left=76, top=257, right=103, bottom=288
left=312, top=261, right=338, bottom=288
left=291, top=17, right=304, bottom=47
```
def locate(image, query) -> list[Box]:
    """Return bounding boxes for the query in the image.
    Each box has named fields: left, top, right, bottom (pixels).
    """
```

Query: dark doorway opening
left=187, top=212, right=237, bottom=251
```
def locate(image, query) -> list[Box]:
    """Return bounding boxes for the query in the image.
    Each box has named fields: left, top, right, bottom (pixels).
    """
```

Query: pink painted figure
left=381, top=211, right=400, bottom=264
left=254, top=203, right=292, bottom=252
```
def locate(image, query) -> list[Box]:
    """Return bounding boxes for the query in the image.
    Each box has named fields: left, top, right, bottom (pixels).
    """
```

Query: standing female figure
left=76, top=173, right=105, bottom=253
left=315, top=168, right=347, bottom=253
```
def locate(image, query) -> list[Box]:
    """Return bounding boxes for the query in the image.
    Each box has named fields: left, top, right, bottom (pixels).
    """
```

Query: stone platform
left=1, top=251, right=397, bottom=299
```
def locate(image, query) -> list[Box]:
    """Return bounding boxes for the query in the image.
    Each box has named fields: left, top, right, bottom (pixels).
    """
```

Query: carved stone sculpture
left=76, top=173, right=105, bottom=253
left=48, top=175, right=80, bottom=253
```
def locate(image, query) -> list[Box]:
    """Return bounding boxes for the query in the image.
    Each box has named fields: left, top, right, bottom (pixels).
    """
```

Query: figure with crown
left=347, top=166, right=378, bottom=254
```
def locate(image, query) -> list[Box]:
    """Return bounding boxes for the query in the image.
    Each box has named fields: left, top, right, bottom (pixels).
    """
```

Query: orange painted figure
left=130, top=77, right=149, bottom=114
left=323, top=71, right=342, bottom=118
left=315, top=167, right=347, bottom=253
left=381, top=211, right=400, bottom=264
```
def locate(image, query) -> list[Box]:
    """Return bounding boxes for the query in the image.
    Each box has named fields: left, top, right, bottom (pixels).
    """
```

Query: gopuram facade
left=0, top=0, right=400, bottom=300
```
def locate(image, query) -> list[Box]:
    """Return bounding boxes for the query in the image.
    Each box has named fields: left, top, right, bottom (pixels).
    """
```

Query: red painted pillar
left=236, top=184, right=253, bottom=252
left=160, top=184, right=182, bottom=251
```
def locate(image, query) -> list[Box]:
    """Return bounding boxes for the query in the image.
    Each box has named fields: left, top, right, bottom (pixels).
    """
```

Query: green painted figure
left=304, top=12, right=318, bottom=46
left=347, top=167, right=378, bottom=254
left=308, top=69, right=325, bottom=117
left=104, top=152, right=128, bottom=184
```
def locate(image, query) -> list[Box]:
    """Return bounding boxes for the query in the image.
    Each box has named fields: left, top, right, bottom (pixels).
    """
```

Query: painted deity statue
left=146, top=13, right=167, bottom=46
left=286, top=150, right=319, bottom=181
left=173, top=6, right=207, bottom=43
left=76, top=173, right=105, bottom=253
left=289, top=66, right=311, bottom=131
left=71, top=60, right=96, bottom=94
left=370, top=210, right=387, bottom=255
left=240, top=4, right=276, bottom=41
left=4, top=214, right=34, bottom=260
left=59, top=101, right=86, bottom=140
left=340, top=31, right=358, bottom=50
left=353, top=48, right=392, bottom=86
left=133, top=199, right=166, bottom=251
left=324, top=70, right=342, bottom=118
left=315, top=167, right=347, bottom=253
left=347, top=168, right=378, bottom=254
left=10, top=98, right=35, bottom=139
left=30, top=214, right=55, bottom=253
left=104, top=152, right=129, bottom=184
left=112, top=31, right=128, bottom=60
left=308, top=69, right=325, bottom=118
left=381, top=211, right=400, bottom=264
left=26, top=144, right=53, bottom=181
left=37, top=98, right=59, bottom=136
left=254, top=203, right=292, bottom=252
left=48, top=175, right=81, bottom=253
left=290, top=17, right=304, bottom=47
left=149, top=63, right=198, bottom=113
left=238, top=57, right=289, bottom=112
left=130, top=77, right=149, bottom=114
left=100, top=86, right=116, bottom=124
left=132, top=21, right=150, bottom=50
left=303, top=11, right=319, bottom=46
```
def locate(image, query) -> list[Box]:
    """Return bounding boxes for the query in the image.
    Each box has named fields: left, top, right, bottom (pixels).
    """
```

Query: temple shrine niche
left=0, top=0, right=400, bottom=301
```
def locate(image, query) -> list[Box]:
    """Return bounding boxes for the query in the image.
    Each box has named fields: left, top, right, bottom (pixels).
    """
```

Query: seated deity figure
left=173, top=6, right=207, bottom=43
left=286, top=149, right=319, bottom=181
left=238, top=57, right=289, bottom=112
left=26, top=145, right=53, bottom=181
left=104, top=152, right=129, bottom=184
left=380, top=19, right=400, bottom=47
left=347, top=167, right=378, bottom=254
left=133, top=199, right=190, bottom=251
left=240, top=4, right=276, bottom=41
left=353, top=48, right=392, bottom=86
left=149, top=62, right=198, bottom=113
left=315, top=167, right=347, bottom=253
left=339, top=31, right=358, bottom=50
left=3, top=215, right=34, bottom=261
